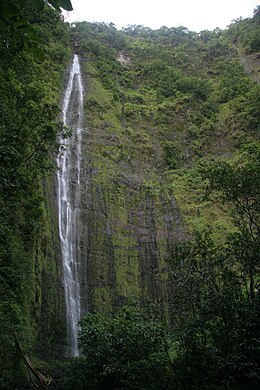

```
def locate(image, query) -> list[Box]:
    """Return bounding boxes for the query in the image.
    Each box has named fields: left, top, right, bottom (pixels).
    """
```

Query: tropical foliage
left=48, top=147, right=259, bottom=390
left=0, top=3, right=259, bottom=389
left=0, top=2, right=71, bottom=388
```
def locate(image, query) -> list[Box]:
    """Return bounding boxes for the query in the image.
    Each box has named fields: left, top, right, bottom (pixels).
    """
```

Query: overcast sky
left=64, top=0, right=259, bottom=32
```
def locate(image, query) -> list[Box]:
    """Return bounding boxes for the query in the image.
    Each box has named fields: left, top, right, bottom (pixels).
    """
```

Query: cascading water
left=57, top=54, right=84, bottom=357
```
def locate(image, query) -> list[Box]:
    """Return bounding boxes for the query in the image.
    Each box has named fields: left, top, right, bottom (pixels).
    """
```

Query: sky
left=64, top=0, right=259, bottom=32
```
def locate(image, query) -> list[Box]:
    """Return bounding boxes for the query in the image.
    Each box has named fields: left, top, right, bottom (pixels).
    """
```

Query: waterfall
left=57, top=54, right=84, bottom=357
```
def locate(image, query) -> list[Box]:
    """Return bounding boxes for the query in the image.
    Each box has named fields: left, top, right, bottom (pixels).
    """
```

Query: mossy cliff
left=0, top=6, right=259, bottom=387
left=72, top=17, right=259, bottom=313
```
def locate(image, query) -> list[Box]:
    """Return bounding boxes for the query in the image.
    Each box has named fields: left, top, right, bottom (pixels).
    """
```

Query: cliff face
left=77, top=107, right=186, bottom=313
left=72, top=43, right=187, bottom=312
left=35, top=175, right=67, bottom=359
left=1, top=9, right=259, bottom=385
left=69, top=21, right=259, bottom=313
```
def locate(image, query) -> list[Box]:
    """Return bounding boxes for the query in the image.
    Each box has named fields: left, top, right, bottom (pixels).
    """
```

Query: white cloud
left=64, top=0, right=259, bottom=32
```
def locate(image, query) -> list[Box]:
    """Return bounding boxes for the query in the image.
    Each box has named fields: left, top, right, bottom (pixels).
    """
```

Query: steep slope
left=71, top=20, right=259, bottom=313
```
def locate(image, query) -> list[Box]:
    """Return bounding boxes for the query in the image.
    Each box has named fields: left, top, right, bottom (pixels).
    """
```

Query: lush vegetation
left=57, top=304, right=173, bottom=390
left=0, top=1, right=71, bottom=387
left=0, top=3, right=259, bottom=389
left=72, top=10, right=259, bottom=238
left=49, top=12, right=259, bottom=389
left=47, top=146, right=259, bottom=390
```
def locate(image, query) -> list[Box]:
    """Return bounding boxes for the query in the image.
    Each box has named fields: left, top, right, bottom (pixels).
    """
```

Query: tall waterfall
left=57, top=54, right=84, bottom=357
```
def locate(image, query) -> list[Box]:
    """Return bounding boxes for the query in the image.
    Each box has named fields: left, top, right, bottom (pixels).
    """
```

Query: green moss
left=93, top=288, right=112, bottom=312
left=71, top=20, right=259, bottom=318
left=164, top=168, right=235, bottom=240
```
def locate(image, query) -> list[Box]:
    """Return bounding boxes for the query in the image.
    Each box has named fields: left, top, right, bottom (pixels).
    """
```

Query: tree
left=204, top=145, right=260, bottom=298
left=58, top=303, right=175, bottom=390
left=0, top=0, right=73, bottom=56
left=166, top=148, right=260, bottom=388
left=168, top=229, right=260, bottom=389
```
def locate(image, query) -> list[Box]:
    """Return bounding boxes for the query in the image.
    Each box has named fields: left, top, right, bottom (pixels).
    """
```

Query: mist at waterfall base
left=57, top=55, right=84, bottom=357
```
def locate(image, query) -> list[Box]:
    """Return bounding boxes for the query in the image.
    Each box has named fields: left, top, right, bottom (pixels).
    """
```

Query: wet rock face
left=77, top=171, right=184, bottom=313
left=36, top=174, right=67, bottom=360
left=73, top=104, right=185, bottom=314
left=57, top=53, right=186, bottom=317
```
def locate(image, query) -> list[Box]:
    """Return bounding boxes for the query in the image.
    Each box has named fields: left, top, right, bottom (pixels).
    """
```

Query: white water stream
left=57, top=54, right=83, bottom=357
